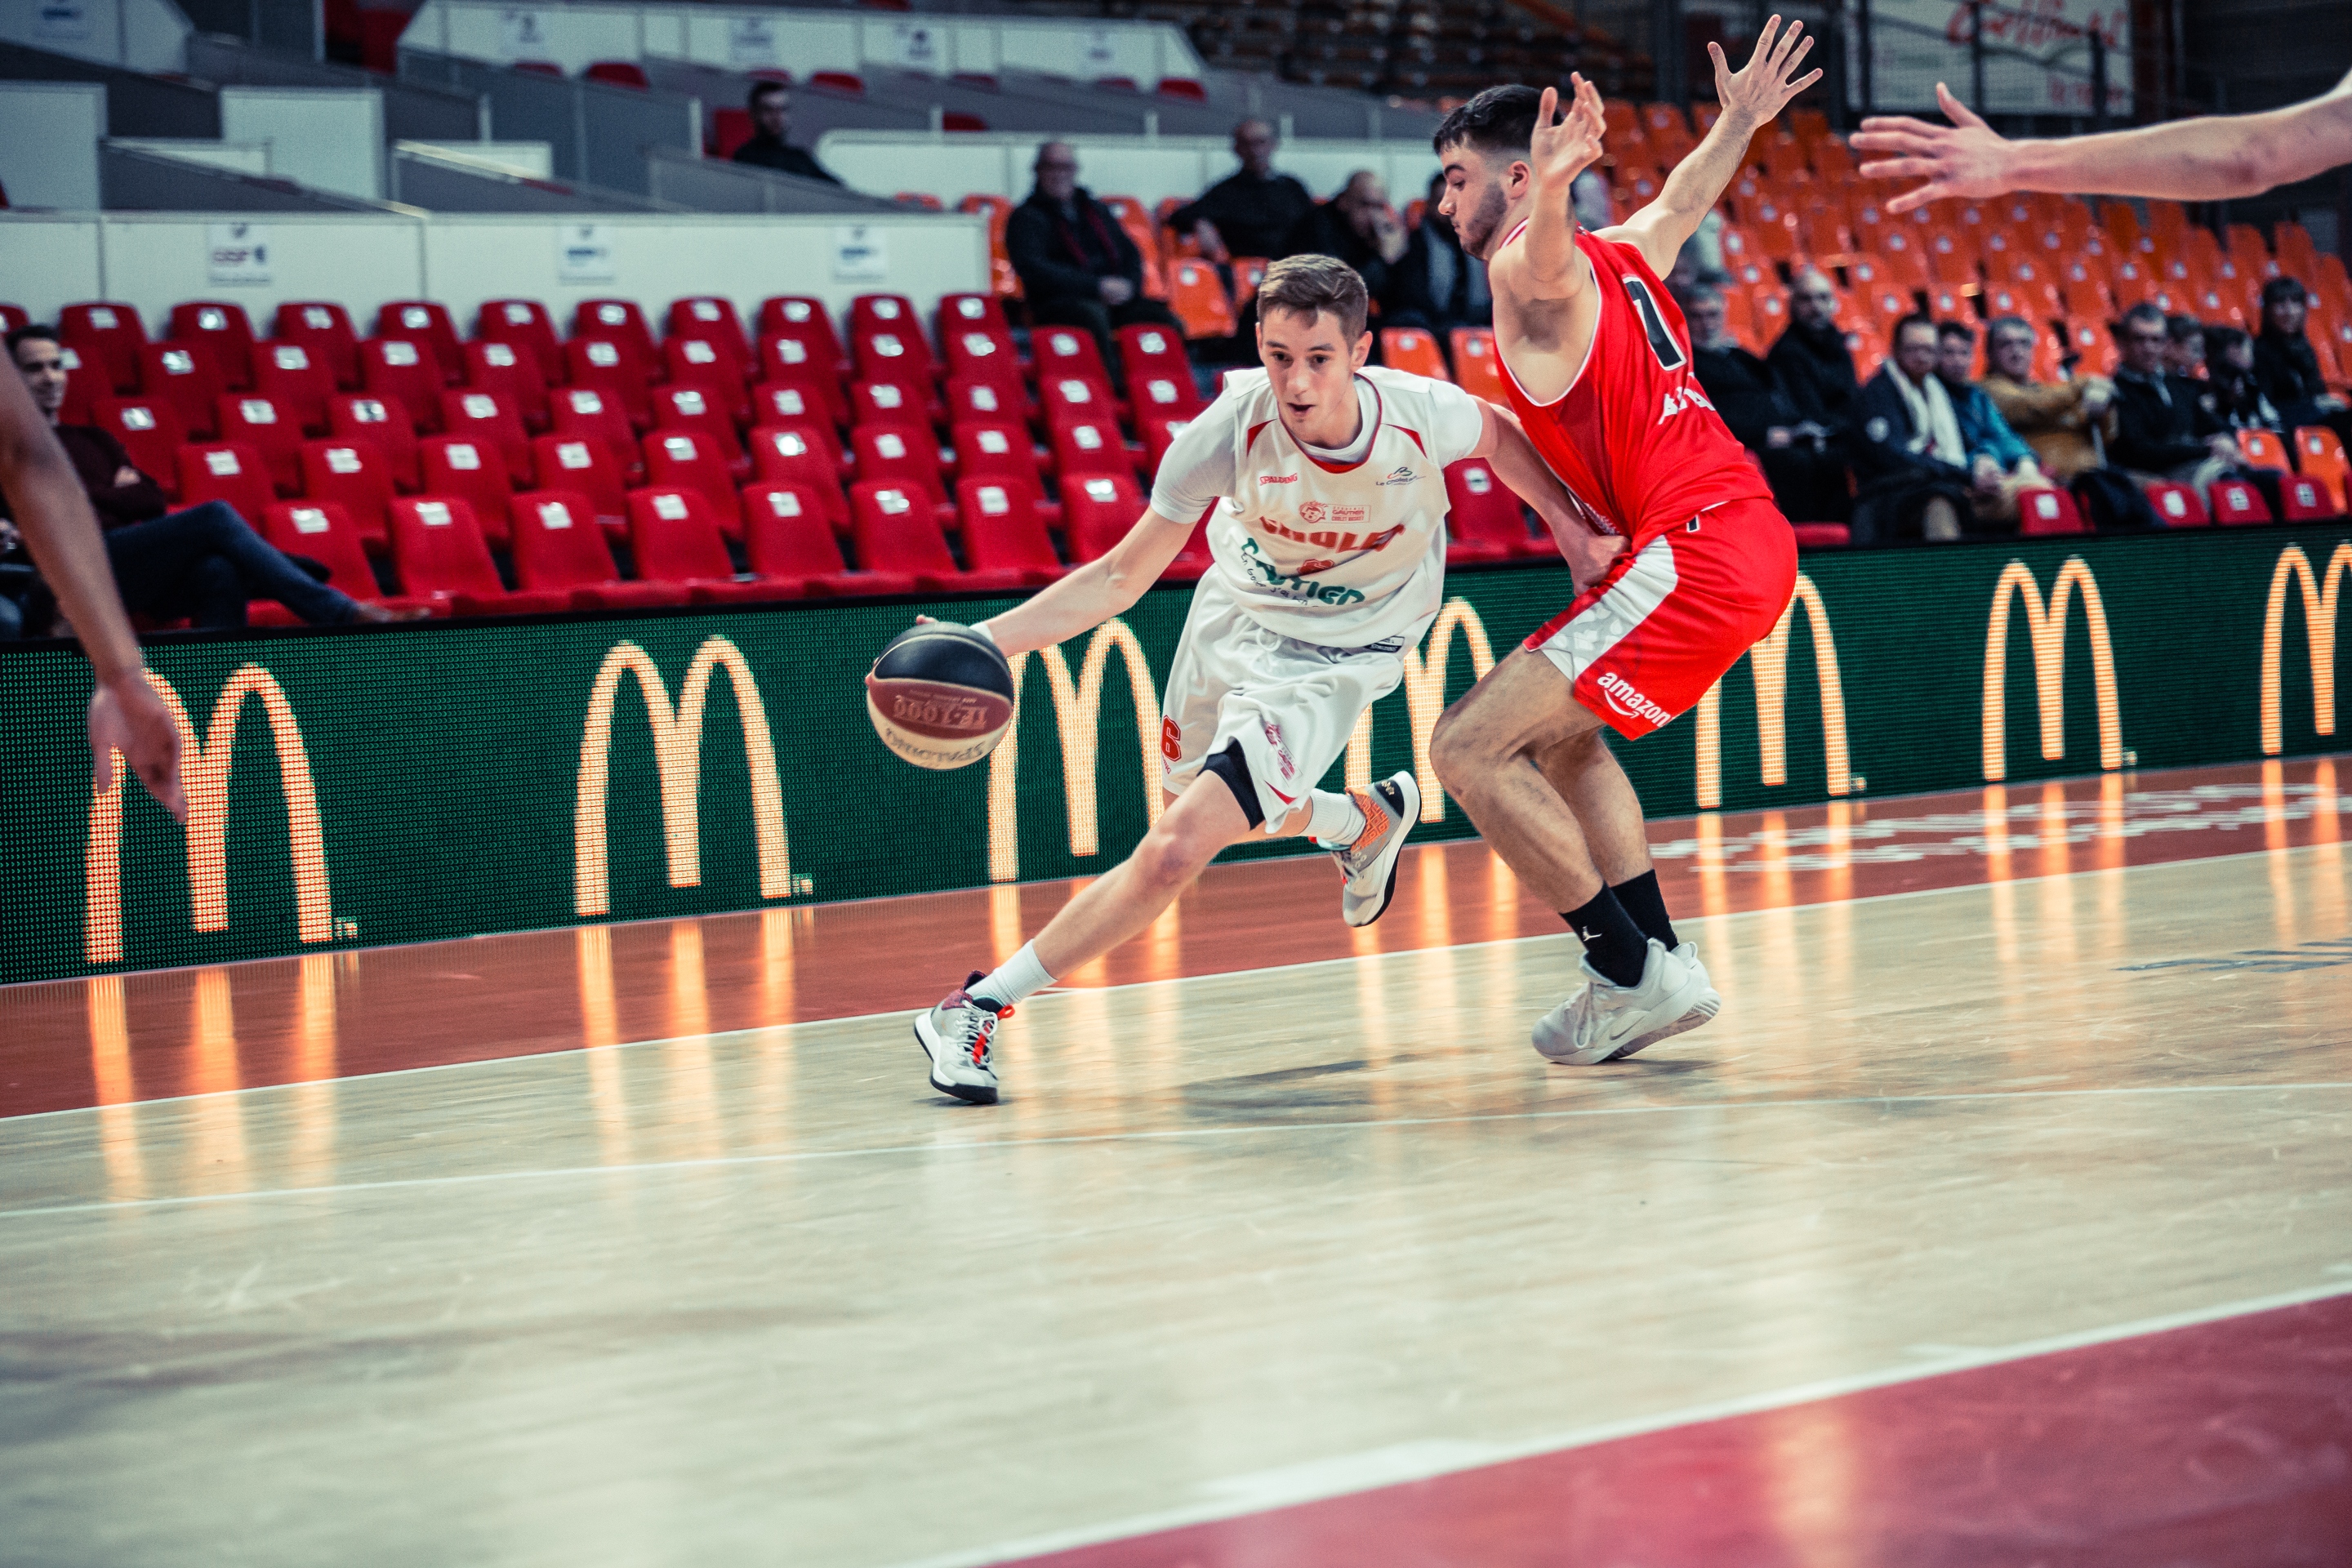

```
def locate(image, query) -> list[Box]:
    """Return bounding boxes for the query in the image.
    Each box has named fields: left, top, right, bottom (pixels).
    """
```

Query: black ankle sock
left=1610, top=870, right=1677, bottom=950
left=1562, top=885, right=1650, bottom=987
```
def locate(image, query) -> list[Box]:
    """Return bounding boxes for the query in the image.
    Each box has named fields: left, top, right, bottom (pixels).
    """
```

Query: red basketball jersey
left=1496, top=224, right=1773, bottom=547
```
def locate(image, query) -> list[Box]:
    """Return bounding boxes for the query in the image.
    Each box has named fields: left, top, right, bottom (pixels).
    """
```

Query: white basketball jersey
left=1151, top=368, right=1486, bottom=647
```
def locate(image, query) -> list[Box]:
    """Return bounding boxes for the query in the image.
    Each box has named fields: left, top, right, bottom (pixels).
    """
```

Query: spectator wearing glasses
left=1935, top=318, right=2053, bottom=528
left=2108, top=301, right=2246, bottom=489
left=2253, top=276, right=2352, bottom=444
left=730, top=81, right=841, bottom=185
left=5, top=324, right=416, bottom=633
left=1679, top=284, right=1847, bottom=523
left=1005, top=141, right=1183, bottom=379
left=1978, top=315, right=2156, bottom=531
left=1850, top=315, right=1976, bottom=541
left=1767, top=268, right=1862, bottom=452
left=1284, top=171, right=1411, bottom=303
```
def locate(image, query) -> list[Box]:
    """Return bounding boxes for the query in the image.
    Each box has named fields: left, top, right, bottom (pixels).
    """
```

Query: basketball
left=864, top=621, right=1018, bottom=770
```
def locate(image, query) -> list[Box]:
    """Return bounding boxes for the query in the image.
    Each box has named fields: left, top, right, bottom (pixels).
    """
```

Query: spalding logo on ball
left=866, top=622, right=1018, bottom=770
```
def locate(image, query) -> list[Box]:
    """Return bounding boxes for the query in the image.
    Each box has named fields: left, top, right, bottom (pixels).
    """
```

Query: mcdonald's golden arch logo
left=1981, top=556, right=2123, bottom=782
left=1345, top=597, right=1494, bottom=821
left=1694, top=573, right=1850, bottom=810
left=85, top=664, right=332, bottom=964
left=988, top=621, right=1162, bottom=882
left=2261, top=541, right=2351, bottom=755
left=575, top=636, right=791, bottom=917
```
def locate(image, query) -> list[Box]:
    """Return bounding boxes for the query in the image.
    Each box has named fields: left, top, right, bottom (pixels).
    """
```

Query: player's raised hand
left=1712, top=15, right=1821, bottom=128
left=1528, top=75, right=1606, bottom=192
left=1852, top=83, right=2014, bottom=212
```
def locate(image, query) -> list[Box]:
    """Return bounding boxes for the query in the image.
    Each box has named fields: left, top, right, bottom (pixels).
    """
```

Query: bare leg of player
left=1432, top=651, right=1719, bottom=1067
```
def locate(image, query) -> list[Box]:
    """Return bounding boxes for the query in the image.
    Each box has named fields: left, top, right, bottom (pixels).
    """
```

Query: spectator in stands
left=1382, top=172, right=1492, bottom=338
left=730, top=81, right=840, bottom=185
left=1850, top=316, right=1976, bottom=542
left=1980, top=316, right=2116, bottom=483
left=2253, top=277, right=2352, bottom=443
left=2206, top=326, right=2283, bottom=431
left=2108, top=301, right=2247, bottom=491
left=1283, top=171, right=1410, bottom=302
left=1767, top=268, right=1860, bottom=452
left=5, top=324, right=414, bottom=632
left=1165, top=118, right=1315, bottom=264
left=2164, top=314, right=2207, bottom=378
left=1680, top=285, right=1846, bottom=523
left=1935, top=319, right=2052, bottom=527
left=1005, top=142, right=1181, bottom=380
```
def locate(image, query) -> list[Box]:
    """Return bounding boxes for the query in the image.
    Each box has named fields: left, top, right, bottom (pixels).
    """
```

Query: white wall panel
left=0, top=217, right=106, bottom=325
left=220, top=89, right=386, bottom=202
left=0, top=0, right=187, bottom=73
left=96, top=216, right=428, bottom=332
left=0, top=83, right=104, bottom=212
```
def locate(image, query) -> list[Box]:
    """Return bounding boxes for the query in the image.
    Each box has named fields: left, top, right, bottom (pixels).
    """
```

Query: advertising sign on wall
left=1850, top=0, right=2131, bottom=116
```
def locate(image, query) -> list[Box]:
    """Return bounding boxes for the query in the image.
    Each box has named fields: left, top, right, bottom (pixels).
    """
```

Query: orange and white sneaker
left=1335, top=772, right=1419, bottom=928
left=914, top=972, right=1007, bottom=1104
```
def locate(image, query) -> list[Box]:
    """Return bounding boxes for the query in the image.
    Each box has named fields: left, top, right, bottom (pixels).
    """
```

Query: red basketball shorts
left=1524, top=497, right=1799, bottom=740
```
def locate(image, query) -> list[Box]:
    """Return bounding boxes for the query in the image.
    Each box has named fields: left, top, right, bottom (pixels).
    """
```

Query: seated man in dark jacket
left=2252, top=275, right=2352, bottom=443
left=729, top=81, right=841, bottom=185
left=1381, top=173, right=1491, bottom=338
left=1681, top=286, right=1847, bottom=523
left=1849, top=317, right=1976, bottom=542
left=1004, top=142, right=1181, bottom=377
left=1164, top=118, right=1316, bottom=264
left=2108, top=302, right=2247, bottom=484
left=1282, top=171, right=1410, bottom=304
left=6, top=323, right=412, bottom=633
left=1767, top=268, right=1861, bottom=449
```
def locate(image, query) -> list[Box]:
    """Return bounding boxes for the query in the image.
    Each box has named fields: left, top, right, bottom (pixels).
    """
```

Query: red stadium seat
left=663, top=336, right=750, bottom=419
left=652, top=384, right=746, bottom=465
left=935, top=292, right=1015, bottom=349
left=1033, top=325, right=1115, bottom=391
left=94, top=399, right=186, bottom=494
left=272, top=301, right=360, bottom=389
left=1790, top=523, right=1851, bottom=546
left=626, top=487, right=777, bottom=604
left=138, top=343, right=223, bottom=439
left=358, top=337, right=444, bottom=432
left=2141, top=479, right=2208, bottom=527
left=389, top=496, right=568, bottom=615
left=850, top=372, right=943, bottom=433
left=944, top=372, right=1027, bottom=427
left=1059, top=470, right=1148, bottom=562
left=421, top=435, right=516, bottom=545
left=951, top=419, right=1049, bottom=494
left=326, top=394, right=421, bottom=492
left=176, top=442, right=274, bottom=521
left=740, top=483, right=904, bottom=597
left=940, top=322, right=1024, bottom=393
left=169, top=301, right=257, bottom=390
left=2280, top=474, right=2343, bottom=523
left=1117, top=322, right=1193, bottom=388
left=849, top=480, right=1025, bottom=593
left=849, top=292, right=923, bottom=344
left=0, top=305, right=23, bottom=335
left=643, top=430, right=744, bottom=537
left=440, top=389, right=532, bottom=485
left=301, top=438, right=399, bottom=549
left=584, top=60, right=650, bottom=90
left=531, top=434, right=630, bottom=528
left=756, top=296, right=849, bottom=376
left=666, top=296, right=750, bottom=363
left=1444, top=458, right=1544, bottom=558
left=212, top=394, right=304, bottom=494
left=747, top=425, right=851, bottom=528
left=748, top=381, right=838, bottom=436
left=462, top=339, right=550, bottom=429
left=1138, top=413, right=1193, bottom=474
left=60, top=302, right=148, bottom=392
left=759, top=339, right=851, bottom=425
left=511, top=488, right=692, bottom=610
left=573, top=299, right=657, bottom=366
left=849, top=424, right=954, bottom=523
left=1130, top=370, right=1204, bottom=421
left=956, top=478, right=1065, bottom=585
left=2018, top=486, right=2088, bottom=536
left=261, top=501, right=427, bottom=612
left=549, top=385, right=640, bottom=477
left=2208, top=477, right=2272, bottom=526
left=252, top=341, right=334, bottom=432
left=852, top=327, right=938, bottom=390
left=375, top=301, right=464, bottom=382
left=564, top=336, right=653, bottom=427
left=475, top=298, right=564, bottom=385
left=1040, top=373, right=1119, bottom=431
left=1051, top=416, right=1135, bottom=481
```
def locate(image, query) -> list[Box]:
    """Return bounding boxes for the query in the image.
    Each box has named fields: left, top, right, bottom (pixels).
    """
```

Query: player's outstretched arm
left=1854, top=70, right=2352, bottom=211
left=1606, top=16, right=1822, bottom=278
left=970, top=509, right=1196, bottom=655
left=1495, top=75, right=1608, bottom=303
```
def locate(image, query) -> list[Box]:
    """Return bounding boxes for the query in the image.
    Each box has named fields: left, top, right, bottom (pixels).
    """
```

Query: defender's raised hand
left=1852, top=83, right=2013, bottom=212
left=1713, top=15, right=1821, bottom=128
left=1529, top=74, right=1606, bottom=192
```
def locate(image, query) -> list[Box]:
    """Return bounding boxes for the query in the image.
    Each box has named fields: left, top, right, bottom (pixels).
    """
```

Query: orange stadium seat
left=327, top=394, right=421, bottom=492
left=420, top=435, right=517, bottom=546
left=359, top=337, right=444, bottom=433
left=741, top=483, right=904, bottom=598
left=1167, top=261, right=1236, bottom=340
left=440, top=389, right=533, bottom=485
left=60, top=302, right=147, bottom=392
left=376, top=301, right=464, bottom=382
left=93, top=398, right=185, bottom=492
left=2293, top=427, right=2350, bottom=508
left=252, top=341, right=336, bottom=433
left=1231, top=256, right=1269, bottom=306
left=530, top=434, right=630, bottom=528
left=273, top=302, right=360, bottom=389
left=511, top=489, right=692, bottom=611
left=138, top=342, right=223, bottom=438
left=301, top=437, right=399, bottom=548
left=2237, top=430, right=2292, bottom=472
left=1451, top=329, right=1508, bottom=403
left=213, top=394, right=304, bottom=494
left=1380, top=327, right=1450, bottom=381
left=169, top=301, right=256, bottom=390
left=176, top=442, right=274, bottom=520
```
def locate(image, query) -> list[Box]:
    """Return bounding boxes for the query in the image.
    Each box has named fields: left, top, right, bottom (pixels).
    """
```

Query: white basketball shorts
left=1158, top=572, right=1433, bottom=832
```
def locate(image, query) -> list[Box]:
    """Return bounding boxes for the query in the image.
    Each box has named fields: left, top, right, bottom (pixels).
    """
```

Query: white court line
left=2, top=840, right=2325, bottom=1129
left=884, top=1275, right=2352, bottom=1568
left=3, top=1080, right=2348, bottom=1222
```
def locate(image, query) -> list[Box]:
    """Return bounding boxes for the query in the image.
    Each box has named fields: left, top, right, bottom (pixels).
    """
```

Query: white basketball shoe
left=1532, top=939, right=1720, bottom=1066
left=1334, top=773, right=1420, bottom=928
left=914, top=972, right=1007, bottom=1104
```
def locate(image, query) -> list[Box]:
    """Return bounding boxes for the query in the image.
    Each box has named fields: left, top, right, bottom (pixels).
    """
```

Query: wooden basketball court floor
left=4, top=756, right=2350, bottom=1566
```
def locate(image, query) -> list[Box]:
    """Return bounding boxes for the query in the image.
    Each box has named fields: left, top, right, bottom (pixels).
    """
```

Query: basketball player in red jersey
left=1425, top=24, right=1820, bottom=1066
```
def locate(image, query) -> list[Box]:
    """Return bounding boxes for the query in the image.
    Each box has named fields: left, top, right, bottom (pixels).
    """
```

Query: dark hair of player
left=1432, top=83, right=1551, bottom=158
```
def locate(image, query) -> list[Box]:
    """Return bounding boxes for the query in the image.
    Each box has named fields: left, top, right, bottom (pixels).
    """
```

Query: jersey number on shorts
left=1622, top=277, right=1687, bottom=372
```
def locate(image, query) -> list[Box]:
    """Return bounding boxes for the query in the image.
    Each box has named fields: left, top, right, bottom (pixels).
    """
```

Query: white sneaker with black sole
left=1334, top=773, right=1419, bottom=928
left=1607, top=942, right=1720, bottom=1061
left=1531, top=938, right=1712, bottom=1066
left=914, top=971, right=1006, bottom=1104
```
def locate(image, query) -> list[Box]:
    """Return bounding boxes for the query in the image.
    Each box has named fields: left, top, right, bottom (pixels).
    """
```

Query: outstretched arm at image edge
left=973, top=509, right=1197, bottom=655
left=0, top=367, right=185, bottom=819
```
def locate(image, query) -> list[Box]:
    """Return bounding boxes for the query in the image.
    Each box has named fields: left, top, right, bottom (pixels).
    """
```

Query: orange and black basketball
left=865, top=622, right=1017, bottom=770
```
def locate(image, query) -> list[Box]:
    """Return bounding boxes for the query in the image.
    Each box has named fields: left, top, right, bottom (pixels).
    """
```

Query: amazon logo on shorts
left=1596, top=671, right=1673, bottom=727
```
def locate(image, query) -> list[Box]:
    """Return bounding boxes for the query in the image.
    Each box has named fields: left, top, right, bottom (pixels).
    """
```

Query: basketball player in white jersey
left=915, top=255, right=1582, bottom=1103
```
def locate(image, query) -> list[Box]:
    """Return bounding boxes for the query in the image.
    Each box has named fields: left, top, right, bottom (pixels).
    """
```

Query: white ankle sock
left=1306, top=789, right=1367, bottom=849
left=969, top=942, right=1054, bottom=1009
